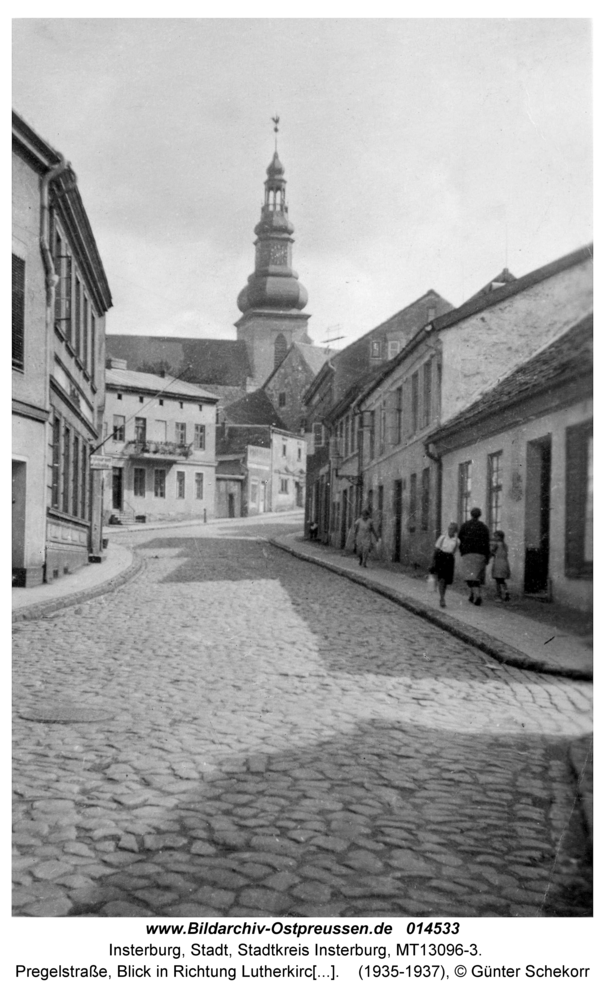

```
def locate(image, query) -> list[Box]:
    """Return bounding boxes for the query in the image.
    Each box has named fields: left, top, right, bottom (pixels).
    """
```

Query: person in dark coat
left=457, top=507, right=491, bottom=606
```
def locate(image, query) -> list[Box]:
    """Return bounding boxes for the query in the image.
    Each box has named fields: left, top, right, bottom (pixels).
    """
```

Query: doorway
left=393, top=479, right=403, bottom=562
left=524, top=436, right=551, bottom=594
left=12, top=460, right=27, bottom=584
left=340, top=488, right=348, bottom=548
left=112, top=466, right=123, bottom=511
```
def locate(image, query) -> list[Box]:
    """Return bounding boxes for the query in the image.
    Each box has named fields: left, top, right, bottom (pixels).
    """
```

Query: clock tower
left=236, top=146, right=311, bottom=387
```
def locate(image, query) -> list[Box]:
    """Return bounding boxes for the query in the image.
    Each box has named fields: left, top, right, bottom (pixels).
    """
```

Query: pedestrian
left=308, top=519, right=318, bottom=540
left=491, top=530, right=511, bottom=601
left=432, top=522, right=459, bottom=608
left=353, top=509, right=378, bottom=568
left=457, top=507, right=491, bottom=606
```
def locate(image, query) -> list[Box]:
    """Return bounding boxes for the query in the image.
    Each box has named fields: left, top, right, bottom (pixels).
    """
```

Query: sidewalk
left=12, top=544, right=140, bottom=622
left=272, top=534, right=593, bottom=681
left=104, top=509, right=303, bottom=534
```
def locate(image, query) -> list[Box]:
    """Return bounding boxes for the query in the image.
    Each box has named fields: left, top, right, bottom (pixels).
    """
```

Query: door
left=259, top=481, right=266, bottom=514
left=112, top=467, right=123, bottom=510
left=12, top=460, right=27, bottom=584
left=524, top=436, right=551, bottom=593
left=340, top=489, right=348, bottom=548
left=393, top=479, right=403, bottom=562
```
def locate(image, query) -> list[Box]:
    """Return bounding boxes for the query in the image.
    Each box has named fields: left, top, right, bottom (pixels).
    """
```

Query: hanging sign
left=89, top=455, right=113, bottom=470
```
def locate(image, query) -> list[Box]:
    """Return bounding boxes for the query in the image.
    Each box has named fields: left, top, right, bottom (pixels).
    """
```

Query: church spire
left=236, top=123, right=308, bottom=315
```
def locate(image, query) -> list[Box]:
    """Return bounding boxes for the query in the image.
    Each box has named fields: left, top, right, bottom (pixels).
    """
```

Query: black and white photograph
left=11, top=13, right=594, bottom=980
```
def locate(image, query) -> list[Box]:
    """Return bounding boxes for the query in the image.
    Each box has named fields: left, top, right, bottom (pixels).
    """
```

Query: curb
left=12, top=551, right=144, bottom=623
left=270, top=538, right=592, bottom=682
left=568, top=736, right=593, bottom=849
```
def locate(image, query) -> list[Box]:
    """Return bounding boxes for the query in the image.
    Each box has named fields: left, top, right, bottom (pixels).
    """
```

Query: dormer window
left=371, top=341, right=382, bottom=359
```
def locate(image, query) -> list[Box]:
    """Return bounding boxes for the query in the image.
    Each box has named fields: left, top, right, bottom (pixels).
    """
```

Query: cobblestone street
left=13, top=521, right=593, bottom=918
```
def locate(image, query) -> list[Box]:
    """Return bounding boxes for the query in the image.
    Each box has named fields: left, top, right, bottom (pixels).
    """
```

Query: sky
left=12, top=18, right=592, bottom=349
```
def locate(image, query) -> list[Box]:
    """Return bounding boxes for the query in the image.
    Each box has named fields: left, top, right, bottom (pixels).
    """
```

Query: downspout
left=39, top=155, right=72, bottom=575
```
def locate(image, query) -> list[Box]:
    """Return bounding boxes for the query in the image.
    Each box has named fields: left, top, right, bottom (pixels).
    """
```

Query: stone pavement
left=274, top=535, right=593, bottom=680
left=13, top=524, right=592, bottom=917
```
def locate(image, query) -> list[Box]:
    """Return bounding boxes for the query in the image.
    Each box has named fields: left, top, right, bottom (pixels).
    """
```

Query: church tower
left=236, top=132, right=311, bottom=387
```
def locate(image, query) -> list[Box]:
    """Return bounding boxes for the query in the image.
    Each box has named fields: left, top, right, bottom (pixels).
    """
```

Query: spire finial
left=272, top=114, right=280, bottom=151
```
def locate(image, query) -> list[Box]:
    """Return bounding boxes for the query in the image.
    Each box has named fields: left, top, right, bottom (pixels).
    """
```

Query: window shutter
left=12, top=255, right=25, bottom=370
left=565, top=421, right=592, bottom=577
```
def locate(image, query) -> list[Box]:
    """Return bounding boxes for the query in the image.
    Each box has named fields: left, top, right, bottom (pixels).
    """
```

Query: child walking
left=491, top=530, right=511, bottom=600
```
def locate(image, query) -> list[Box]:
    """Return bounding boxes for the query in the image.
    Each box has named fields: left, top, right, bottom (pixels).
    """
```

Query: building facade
left=12, top=111, right=112, bottom=586
left=216, top=424, right=305, bottom=517
left=102, top=362, right=217, bottom=523
left=328, top=245, right=593, bottom=575
left=427, top=316, right=592, bottom=611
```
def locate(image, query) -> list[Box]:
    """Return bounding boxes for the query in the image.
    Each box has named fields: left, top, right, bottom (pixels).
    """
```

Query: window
left=371, top=341, right=382, bottom=359
left=159, top=398, right=164, bottom=406
left=409, top=473, right=417, bottom=532
left=135, top=417, right=146, bottom=443
left=280, top=478, right=289, bottom=493
left=154, top=468, right=166, bottom=498
left=313, top=422, right=323, bottom=448
left=427, top=306, right=436, bottom=322
left=154, top=419, right=167, bottom=441
left=90, top=312, right=95, bottom=382
left=54, top=232, right=72, bottom=342
left=62, top=427, right=71, bottom=512
left=175, top=422, right=187, bottom=445
left=297, top=445, right=302, bottom=462
left=487, top=451, right=503, bottom=532
left=379, top=402, right=386, bottom=454
left=274, top=334, right=287, bottom=369
left=422, top=360, right=432, bottom=427
left=411, top=372, right=419, bottom=434
left=80, top=442, right=88, bottom=520
left=117, top=393, right=122, bottom=400
left=194, top=424, right=206, bottom=449
left=458, top=461, right=472, bottom=524
left=377, top=484, right=384, bottom=534
left=395, top=386, right=403, bottom=445
left=195, top=473, right=204, bottom=500
left=343, top=415, right=350, bottom=457
left=176, top=471, right=185, bottom=498
left=113, top=415, right=126, bottom=442
left=388, top=341, right=400, bottom=360
left=51, top=415, right=61, bottom=508
left=421, top=467, right=430, bottom=530
left=278, top=392, right=287, bottom=408
left=565, top=421, right=593, bottom=577
left=368, top=410, right=376, bottom=460
left=139, top=396, right=144, bottom=403
left=282, top=441, right=287, bottom=457
left=82, top=296, right=89, bottom=368
left=12, top=254, right=25, bottom=371
left=74, top=277, right=81, bottom=357
left=179, top=401, right=184, bottom=409
left=134, top=468, right=146, bottom=497
left=72, top=434, right=79, bottom=517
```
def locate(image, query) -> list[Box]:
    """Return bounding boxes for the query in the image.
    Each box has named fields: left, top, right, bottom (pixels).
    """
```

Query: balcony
left=123, top=439, right=192, bottom=461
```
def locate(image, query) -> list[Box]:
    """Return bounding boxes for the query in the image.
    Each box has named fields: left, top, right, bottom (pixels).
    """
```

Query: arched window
left=274, top=333, right=288, bottom=369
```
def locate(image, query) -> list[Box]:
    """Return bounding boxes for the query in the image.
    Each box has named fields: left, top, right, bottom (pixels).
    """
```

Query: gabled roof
left=222, top=389, right=287, bottom=429
left=432, top=245, right=592, bottom=334
left=294, top=342, right=339, bottom=376
left=105, top=367, right=218, bottom=402
left=463, top=268, right=517, bottom=303
left=216, top=424, right=272, bottom=453
left=427, top=314, right=592, bottom=443
left=106, top=335, right=252, bottom=386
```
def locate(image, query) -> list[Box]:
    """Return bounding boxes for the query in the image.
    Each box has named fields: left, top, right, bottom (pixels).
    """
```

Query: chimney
left=107, top=357, right=128, bottom=370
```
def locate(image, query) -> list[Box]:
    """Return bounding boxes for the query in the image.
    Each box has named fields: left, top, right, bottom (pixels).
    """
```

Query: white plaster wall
left=440, top=260, right=593, bottom=424
left=440, top=397, right=592, bottom=610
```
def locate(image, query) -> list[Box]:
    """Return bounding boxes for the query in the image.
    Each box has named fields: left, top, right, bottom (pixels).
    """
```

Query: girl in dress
left=433, top=522, right=459, bottom=608
left=491, top=530, right=511, bottom=601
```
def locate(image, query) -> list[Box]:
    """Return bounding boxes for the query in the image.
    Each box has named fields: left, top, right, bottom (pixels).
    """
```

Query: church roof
left=222, top=389, right=288, bottom=429
left=106, top=335, right=252, bottom=387
left=294, top=342, right=339, bottom=376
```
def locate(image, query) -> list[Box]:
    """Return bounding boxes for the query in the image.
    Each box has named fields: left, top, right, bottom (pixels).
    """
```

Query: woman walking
left=433, top=522, right=459, bottom=608
left=354, top=509, right=378, bottom=568
left=491, top=530, right=511, bottom=600
left=457, top=507, right=491, bottom=606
